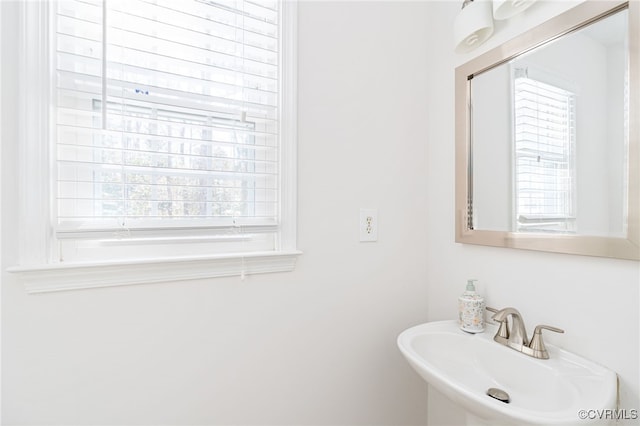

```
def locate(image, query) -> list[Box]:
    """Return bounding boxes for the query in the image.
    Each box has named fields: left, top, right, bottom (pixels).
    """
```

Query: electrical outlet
left=359, top=208, right=378, bottom=242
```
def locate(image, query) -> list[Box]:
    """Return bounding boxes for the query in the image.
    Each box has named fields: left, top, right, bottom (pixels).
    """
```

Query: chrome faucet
left=487, top=307, right=564, bottom=359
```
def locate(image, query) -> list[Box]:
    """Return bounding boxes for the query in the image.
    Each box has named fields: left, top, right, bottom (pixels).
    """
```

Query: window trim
left=10, top=251, right=301, bottom=294
left=511, top=67, right=577, bottom=233
left=8, top=0, right=300, bottom=293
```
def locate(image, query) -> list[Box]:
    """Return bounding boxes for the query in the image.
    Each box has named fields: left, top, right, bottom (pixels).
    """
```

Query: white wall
left=472, top=64, right=512, bottom=231
left=606, top=43, right=628, bottom=236
left=425, top=1, right=640, bottom=425
left=1, top=1, right=431, bottom=424
left=3, top=2, right=638, bottom=425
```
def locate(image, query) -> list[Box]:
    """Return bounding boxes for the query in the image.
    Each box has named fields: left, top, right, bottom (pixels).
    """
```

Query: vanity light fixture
left=493, top=0, right=537, bottom=20
left=454, top=0, right=495, bottom=54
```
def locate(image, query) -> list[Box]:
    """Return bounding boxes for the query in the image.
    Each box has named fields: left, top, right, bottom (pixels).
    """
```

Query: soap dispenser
left=458, top=279, right=485, bottom=333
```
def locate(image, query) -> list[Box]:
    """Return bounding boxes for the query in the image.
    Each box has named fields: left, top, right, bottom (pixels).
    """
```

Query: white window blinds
left=55, top=0, right=283, bottom=261
left=513, top=70, right=576, bottom=233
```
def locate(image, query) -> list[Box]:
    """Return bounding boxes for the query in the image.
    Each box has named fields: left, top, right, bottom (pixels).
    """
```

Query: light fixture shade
left=454, top=0, right=494, bottom=54
left=492, top=0, right=537, bottom=20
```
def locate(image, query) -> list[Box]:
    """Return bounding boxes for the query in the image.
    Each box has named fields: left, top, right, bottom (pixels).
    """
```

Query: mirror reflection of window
left=456, top=2, right=639, bottom=260
left=512, top=68, right=576, bottom=233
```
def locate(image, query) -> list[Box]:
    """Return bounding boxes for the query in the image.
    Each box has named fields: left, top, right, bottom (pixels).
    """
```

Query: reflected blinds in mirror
left=513, top=68, right=576, bottom=233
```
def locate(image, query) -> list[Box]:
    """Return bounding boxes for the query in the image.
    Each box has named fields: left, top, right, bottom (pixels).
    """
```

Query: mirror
left=455, top=1, right=639, bottom=260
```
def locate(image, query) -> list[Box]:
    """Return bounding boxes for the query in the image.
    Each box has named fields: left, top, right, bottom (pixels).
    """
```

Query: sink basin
left=397, top=320, right=617, bottom=425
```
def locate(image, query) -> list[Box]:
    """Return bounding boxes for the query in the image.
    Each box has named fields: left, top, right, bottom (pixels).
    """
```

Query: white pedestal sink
left=397, top=320, right=617, bottom=425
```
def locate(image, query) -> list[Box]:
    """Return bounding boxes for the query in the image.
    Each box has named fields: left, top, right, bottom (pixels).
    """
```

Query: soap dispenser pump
left=458, top=279, right=485, bottom=333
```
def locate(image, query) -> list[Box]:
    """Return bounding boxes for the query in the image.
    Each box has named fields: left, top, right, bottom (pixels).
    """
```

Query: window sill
left=8, top=251, right=302, bottom=294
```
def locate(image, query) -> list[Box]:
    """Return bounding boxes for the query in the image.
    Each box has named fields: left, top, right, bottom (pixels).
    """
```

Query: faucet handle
left=534, top=325, right=564, bottom=334
left=486, top=307, right=509, bottom=339
left=528, top=325, right=565, bottom=359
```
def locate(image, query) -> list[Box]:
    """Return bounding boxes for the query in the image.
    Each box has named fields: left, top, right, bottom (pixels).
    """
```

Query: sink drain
left=486, top=387, right=510, bottom=403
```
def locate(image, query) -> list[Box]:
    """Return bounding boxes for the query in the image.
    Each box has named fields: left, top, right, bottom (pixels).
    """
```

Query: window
left=12, top=0, right=298, bottom=292
left=513, top=68, right=576, bottom=233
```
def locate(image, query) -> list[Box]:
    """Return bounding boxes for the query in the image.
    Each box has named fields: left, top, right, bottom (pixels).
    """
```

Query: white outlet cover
left=359, top=208, right=378, bottom=242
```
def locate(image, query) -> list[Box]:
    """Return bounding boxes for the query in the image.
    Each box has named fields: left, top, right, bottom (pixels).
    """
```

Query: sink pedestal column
left=465, top=412, right=493, bottom=426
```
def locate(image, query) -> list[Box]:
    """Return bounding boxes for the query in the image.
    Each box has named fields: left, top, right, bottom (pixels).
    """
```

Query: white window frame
left=9, top=0, right=300, bottom=293
left=512, top=66, right=577, bottom=234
